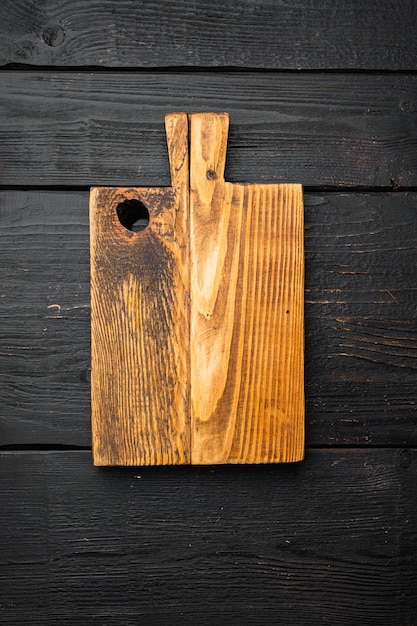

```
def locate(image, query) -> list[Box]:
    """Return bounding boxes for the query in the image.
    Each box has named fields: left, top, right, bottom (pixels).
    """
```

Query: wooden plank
left=0, top=72, right=416, bottom=187
left=0, top=191, right=91, bottom=447
left=1, top=191, right=416, bottom=448
left=189, top=113, right=304, bottom=463
left=90, top=113, right=190, bottom=465
left=0, top=449, right=416, bottom=624
left=0, top=0, right=416, bottom=70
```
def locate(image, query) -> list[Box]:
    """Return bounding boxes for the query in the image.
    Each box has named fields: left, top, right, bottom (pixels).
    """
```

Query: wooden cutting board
left=90, top=112, right=304, bottom=466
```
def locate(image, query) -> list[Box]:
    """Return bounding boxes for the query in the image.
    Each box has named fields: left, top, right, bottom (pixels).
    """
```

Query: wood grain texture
left=90, top=113, right=190, bottom=465
left=1, top=191, right=416, bottom=449
left=0, top=0, right=416, bottom=70
left=1, top=4, right=416, bottom=623
left=190, top=113, right=304, bottom=463
left=0, top=191, right=91, bottom=448
left=91, top=112, right=304, bottom=465
left=0, top=72, right=416, bottom=188
left=0, top=449, right=416, bottom=625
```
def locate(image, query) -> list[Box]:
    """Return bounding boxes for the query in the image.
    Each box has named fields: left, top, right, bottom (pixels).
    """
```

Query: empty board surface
left=90, top=112, right=304, bottom=465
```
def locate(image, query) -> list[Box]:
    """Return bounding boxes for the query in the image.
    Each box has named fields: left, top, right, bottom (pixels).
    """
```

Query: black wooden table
left=0, top=2, right=416, bottom=624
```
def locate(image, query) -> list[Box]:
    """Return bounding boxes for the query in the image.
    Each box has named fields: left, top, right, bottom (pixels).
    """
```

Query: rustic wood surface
left=0, top=72, right=416, bottom=188
left=189, top=112, right=304, bottom=463
left=0, top=0, right=416, bottom=70
left=1, top=191, right=416, bottom=450
left=90, top=114, right=191, bottom=466
left=1, top=0, right=416, bottom=622
left=0, top=449, right=415, bottom=625
left=90, top=112, right=304, bottom=465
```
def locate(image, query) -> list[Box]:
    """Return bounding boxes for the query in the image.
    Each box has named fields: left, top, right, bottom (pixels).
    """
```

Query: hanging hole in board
left=116, top=198, right=150, bottom=232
